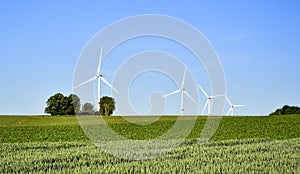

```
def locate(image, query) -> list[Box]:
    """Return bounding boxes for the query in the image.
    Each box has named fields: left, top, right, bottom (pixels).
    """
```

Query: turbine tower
left=226, top=96, right=246, bottom=116
left=163, top=69, right=196, bottom=115
left=198, top=84, right=224, bottom=116
left=73, top=47, right=118, bottom=110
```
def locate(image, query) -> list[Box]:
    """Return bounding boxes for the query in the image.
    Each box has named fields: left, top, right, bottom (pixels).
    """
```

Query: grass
left=0, top=114, right=299, bottom=173
left=1, top=138, right=299, bottom=173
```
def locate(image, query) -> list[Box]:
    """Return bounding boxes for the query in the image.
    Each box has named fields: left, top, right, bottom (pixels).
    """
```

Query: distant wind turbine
left=226, top=96, right=246, bottom=116
left=163, top=69, right=196, bottom=115
left=198, top=84, right=224, bottom=116
left=73, top=46, right=118, bottom=110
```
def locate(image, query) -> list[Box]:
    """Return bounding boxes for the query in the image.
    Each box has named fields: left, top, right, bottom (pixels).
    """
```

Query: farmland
left=0, top=115, right=299, bottom=173
left=0, top=115, right=299, bottom=142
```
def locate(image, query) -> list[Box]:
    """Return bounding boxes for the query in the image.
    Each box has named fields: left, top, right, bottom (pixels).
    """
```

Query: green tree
left=82, top=102, right=95, bottom=115
left=269, top=105, right=300, bottom=116
left=45, top=93, right=65, bottom=116
left=100, top=96, right=115, bottom=116
left=45, top=93, right=80, bottom=116
left=67, top=94, right=81, bottom=115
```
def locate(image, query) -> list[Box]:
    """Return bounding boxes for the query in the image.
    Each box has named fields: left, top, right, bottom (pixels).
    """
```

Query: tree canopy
left=100, top=96, right=115, bottom=116
left=45, top=93, right=81, bottom=116
left=81, top=102, right=95, bottom=115
left=269, top=105, right=300, bottom=116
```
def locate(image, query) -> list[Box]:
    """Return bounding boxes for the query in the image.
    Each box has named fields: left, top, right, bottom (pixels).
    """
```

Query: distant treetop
left=269, top=105, right=300, bottom=116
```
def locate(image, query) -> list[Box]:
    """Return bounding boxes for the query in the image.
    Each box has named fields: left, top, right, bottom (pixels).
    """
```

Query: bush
left=269, top=105, right=300, bottom=116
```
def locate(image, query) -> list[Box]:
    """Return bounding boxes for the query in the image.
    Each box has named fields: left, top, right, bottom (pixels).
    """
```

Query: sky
left=0, top=1, right=299, bottom=116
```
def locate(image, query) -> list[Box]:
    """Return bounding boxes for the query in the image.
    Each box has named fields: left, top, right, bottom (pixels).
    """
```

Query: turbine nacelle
left=73, top=46, right=118, bottom=110
left=164, top=69, right=196, bottom=115
left=198, top=84, right=224, bottom=116
left=226, top=96, right=246, bottom=116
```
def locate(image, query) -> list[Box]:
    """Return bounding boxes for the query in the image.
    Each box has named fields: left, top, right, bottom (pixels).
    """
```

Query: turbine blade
left=225, top=96, right=232, bottom=106
left=183, top=91, right=196, bottom=104
left=233, top=105, right=246, bottom=107
left=198, top=84, right=209, bottom=98
left=226, top=108, right=232, bottom=116
left=181, top=69, right=187, bottom=89
left=73, top=76, right=97, bottom=89
left=202, top=100, right=209, bottom=115
left=100, top=76, right=119, bottom=93
left=163, top=89, right=180, bottom=98
left=97, top=46, right=103, bottom=75
left=211, top=94, right=225, bottom=99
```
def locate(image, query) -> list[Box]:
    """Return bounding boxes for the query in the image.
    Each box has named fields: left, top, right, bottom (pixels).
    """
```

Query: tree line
left=44, top=93, right=115, bottom=116
left=269, top=105, right=300, bottom=116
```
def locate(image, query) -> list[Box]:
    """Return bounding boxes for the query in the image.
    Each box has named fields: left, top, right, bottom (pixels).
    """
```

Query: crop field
left=0, top=115, right=299, bottom=173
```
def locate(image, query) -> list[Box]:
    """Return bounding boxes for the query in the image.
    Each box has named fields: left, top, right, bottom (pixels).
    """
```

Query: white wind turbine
left=73, top=46, right=118, bottom=110
left=163, top=69, right=196, bottom=115
left=198, top=84, right=224, bottom=116
left=226, top=96, right=246, bottom=116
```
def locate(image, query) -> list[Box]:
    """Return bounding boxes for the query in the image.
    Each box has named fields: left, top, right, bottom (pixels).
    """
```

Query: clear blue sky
left=0, top=1, right=299, bottom=115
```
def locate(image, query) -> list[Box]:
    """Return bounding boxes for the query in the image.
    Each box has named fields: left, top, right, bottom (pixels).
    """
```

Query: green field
left=0, top=115, right=299, bottom=173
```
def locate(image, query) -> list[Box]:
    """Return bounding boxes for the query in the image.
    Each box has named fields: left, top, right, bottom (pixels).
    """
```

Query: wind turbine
left=198, top=84, right=224, bottom=116
left=73, top=46, right=118, bottom=110
left=226, top=96, right=246, bottom=116
left=163, top=69, right=196, bottom=115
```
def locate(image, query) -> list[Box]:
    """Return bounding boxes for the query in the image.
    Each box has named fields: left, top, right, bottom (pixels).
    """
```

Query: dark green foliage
left=99, top=96, right=115, bottom=116
left=269, top=105, right=300, bottom=116
left=210, top=115, right=300, bottom=140
left=105, top=115, right=300, bottom=141
left=44, top=93, right=80, bottom=116
left=107, top=120, right=176, bottom=140
left=44, top=93, right=65, bottom=116
left=0, top=115, right=299, bottom=143
left=69, top=94, right=81, bottom=115
left=0, top=126, right=88, bottom=143
left=81, top=103, right=95, bottom=115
